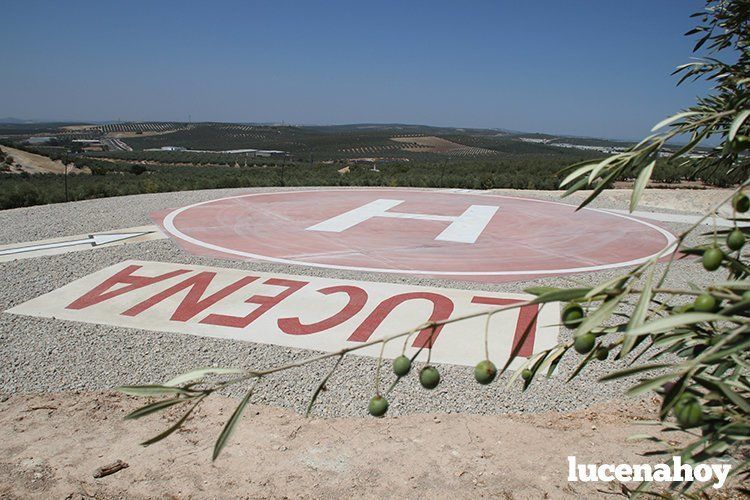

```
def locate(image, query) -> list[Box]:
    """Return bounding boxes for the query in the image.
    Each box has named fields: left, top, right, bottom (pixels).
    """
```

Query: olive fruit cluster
left=728, top=194, right=748, bottom=251
left=560, top=303, right=610, bottom=359
left=671, top=291, right=734, bottom=315
left=517, top=303, right=608, bottom=386
left=391, top=354, right=443, bottom=389
left=693, top=293, right=719, bottom=312
left=672, top=394, right=704, bottom=429
left=731, top=135, right=750, bottom=155
left=733, top=191, right=750, bottom=213
left=367, top=354, right=501, bottom=416
left=727, top=229, right=745, bottom=251
left=367, top=355, right=442, bottom=417
left=702, top=246, right=724, bottom=271
left=562, top=303, right=584, bottom=329
left=699, top=191, right=749, bottom=272
left=561, top=303, right=596, bottom=354
left=368, top=395, right=389, bottom=417
left=392, top=355, right=411, bottom=376
left=474, top=359, right=497, bottom=385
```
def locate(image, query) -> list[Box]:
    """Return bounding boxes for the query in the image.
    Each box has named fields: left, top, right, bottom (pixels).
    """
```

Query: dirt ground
left=59, top=124, right=183, bottom=137
left=591, top=187, right=728, bottom=214
left=391, top=136, right=494, bottom=154
left=492, top=187, right=731, bottom=215
left=0, top=145, right=89, bottom=175
left=60, top=125, right=99, bottom=131
left=0, top=392, right=742, bottom=499
left=107, top=129, right=183, bottom=139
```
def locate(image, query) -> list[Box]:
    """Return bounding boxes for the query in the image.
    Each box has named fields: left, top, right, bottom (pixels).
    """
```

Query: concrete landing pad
left=153, top=189, right=677, bottom=282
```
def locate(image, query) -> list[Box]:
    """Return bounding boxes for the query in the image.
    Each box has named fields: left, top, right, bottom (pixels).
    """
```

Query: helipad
left=153, top=189, right=677, bottom=283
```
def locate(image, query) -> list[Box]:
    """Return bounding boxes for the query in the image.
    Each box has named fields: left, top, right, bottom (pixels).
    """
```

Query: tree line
left=0, top=138, right=738, bottom=211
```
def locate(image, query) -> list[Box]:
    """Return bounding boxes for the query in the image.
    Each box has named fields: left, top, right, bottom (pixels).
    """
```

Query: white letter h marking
left=305, top=199, right=499, bottom=244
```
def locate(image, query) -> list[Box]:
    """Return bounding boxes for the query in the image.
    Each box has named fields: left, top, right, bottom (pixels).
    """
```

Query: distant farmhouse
left=72, top=139, right=106, bottom=152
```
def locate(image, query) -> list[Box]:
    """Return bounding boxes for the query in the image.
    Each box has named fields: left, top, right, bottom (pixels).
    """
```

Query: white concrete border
left=161, top=189, right=678, bottom=277
left=0, top=225, right=165, bottom=262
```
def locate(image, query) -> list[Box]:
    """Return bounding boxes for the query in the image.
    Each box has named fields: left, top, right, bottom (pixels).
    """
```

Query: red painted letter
left=278, top=285, right=368, bottom=335
left=348, top=292, right=454, bottom=348
left=201, top=278, right=308, bottom=328
left=470, top=296, right=539, bottom=357
left=121, top=271, right=258, bottom=321
left=66, top=265, right=190, bottom=310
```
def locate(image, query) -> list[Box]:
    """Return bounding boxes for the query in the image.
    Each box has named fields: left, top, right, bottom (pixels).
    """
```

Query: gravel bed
left=0, top=187, right=717, bottom=417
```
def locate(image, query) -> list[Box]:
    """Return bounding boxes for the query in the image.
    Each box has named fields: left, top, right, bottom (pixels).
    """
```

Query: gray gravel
left=0, top=187, right=713, bottom=417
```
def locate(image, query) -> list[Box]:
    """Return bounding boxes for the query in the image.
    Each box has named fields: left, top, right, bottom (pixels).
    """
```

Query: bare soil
left=60, top=125, right=99, bottom=131
left=107, top=129, right=182, bottom=139
left=612, top=179, right=713, bottom=190
left=391, top=136, right=494, bottom=154
left=492, top=187, right=733, bottom=215
left=0, top=146, right=89, bottom=175
left=0, top=392, right=742, bottom=499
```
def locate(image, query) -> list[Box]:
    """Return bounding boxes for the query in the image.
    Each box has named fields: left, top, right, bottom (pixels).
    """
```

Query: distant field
left=0, top=121, right=624, bottom=160
left=0, top=145, right=86, bottom=174
left=0, top=121, right=735, bottom=211
left=99, top=121, right=186, bottom=134
left=115, top=123, right=605, bottom=162
left=390, top=136, right=496, bottom=156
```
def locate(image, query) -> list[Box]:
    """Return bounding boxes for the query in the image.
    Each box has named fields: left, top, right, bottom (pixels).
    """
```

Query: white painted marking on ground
left=447, top=189, right=486, bottom=194
left=306, top=198, right=499, bottom=244
left=0, top=225, right=165, bottom=262
left=379, top=210, right=456, bottom=222
left=7, top=260, right=559, bottom=369
left=0, top=232, right=147, bottom=256
left=306, top=199, right=404, bottom=232
left=435, top=205, right=500, bottom=244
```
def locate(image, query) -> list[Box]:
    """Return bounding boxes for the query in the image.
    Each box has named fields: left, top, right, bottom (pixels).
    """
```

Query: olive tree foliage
left=548, top=0, right=750, bottom=493
left=120, top=0, right=748, bottom=493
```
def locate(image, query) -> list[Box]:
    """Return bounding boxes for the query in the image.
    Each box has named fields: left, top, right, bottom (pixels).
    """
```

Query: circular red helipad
left=157, top=189, right=676, bottom=282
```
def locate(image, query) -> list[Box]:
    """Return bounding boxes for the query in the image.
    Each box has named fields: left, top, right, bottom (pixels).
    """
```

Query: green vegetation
left=0, top=135, right=738, bottom=211
left=0, top=115, right=739, bottom=211
left=0, top=149, right=8, bottom=169
left=98, top=121, right=184, bottom=134
left=88, top=150, right=285, bottom=166
left=0, top=148, right=597, bottom=210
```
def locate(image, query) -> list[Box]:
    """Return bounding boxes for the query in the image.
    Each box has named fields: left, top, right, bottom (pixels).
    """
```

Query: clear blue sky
left=1, top=0, right=710, bottom=140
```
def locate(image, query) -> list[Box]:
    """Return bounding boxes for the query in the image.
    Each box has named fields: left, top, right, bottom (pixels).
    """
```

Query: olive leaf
left=729, top=109, right=750, bottom=141
left=213, top=387, right=254, bottom=461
